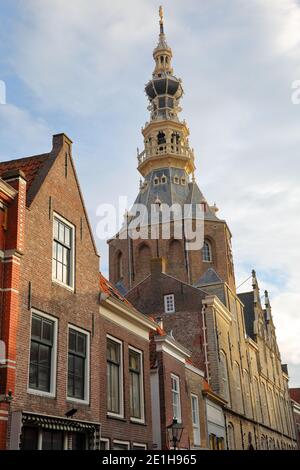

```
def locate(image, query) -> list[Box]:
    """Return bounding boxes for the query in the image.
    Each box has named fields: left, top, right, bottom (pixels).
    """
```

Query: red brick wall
left=155, top=349, right=190, bottom=449
left=99, top=317, right=153, bottom=449
left=9, top=135, right=101, bottom=441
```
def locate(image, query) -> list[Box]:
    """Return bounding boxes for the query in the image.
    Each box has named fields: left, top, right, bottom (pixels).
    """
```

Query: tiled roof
left=0, top=153, right=49, bottom=190
left=0, top=153, right=54, bottom=206
left=99, top=273, right=132, bottom=307
left=238, top=291, right=255, bottom=340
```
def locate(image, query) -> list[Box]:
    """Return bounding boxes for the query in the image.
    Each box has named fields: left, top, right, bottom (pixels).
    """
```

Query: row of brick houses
left=0, top=8, right=298, bottom=451
left=0, top=133, right=213, bottom=450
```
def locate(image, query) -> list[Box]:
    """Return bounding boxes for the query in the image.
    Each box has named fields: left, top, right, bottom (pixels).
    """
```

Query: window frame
left=132, top=443, right=147, bottom=450
left=164, top=294, right=175, bottom=314
left=202, top=239, right=212, bottom=262
left=27, top=309, right=58, bottom=398
left=113, top=440, right=130, bottom=450
left=67, top=324, right=90, bottom=405
left=106, top=335, right=124, bottom=419
left=129, top=346, right=145, bottom=424
left=191, top=393, right=201, bottom=447
left=171, top=373, right=182, bottom=423
left=100, top=438, right=110, bottom=450
left=52, top=212, right=75, bottom=291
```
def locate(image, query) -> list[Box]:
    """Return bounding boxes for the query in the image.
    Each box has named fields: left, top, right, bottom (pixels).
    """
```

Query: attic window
left=153, top=177, right=159, bottom=186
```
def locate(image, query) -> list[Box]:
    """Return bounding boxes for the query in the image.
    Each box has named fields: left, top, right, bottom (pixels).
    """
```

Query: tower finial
left=159, top=6, right=164, bottom=34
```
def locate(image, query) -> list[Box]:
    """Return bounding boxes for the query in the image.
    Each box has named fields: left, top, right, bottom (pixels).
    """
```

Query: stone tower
left=108, top=7, right=236, bottom=293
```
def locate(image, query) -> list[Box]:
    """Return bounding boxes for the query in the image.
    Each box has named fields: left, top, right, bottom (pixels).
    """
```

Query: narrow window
left=53, top=215, right=74, bottom=288
left=202, top=240, right=212, bottom=262
left=227, top=423, right=235, bottom=450
left=129, top=348, right=144, bottom=421
left=68, top=328, right=88, bottom=401
left=107, top=337, right=123, bottom=416
left=220, top=351, right=230, bottom=405
left=29, top=313, right=56, bottom=394
left=164, top=294, right=175, bottom=313
left=171, top=374, right=182, bottom=422
left=191, top=394, right=200, bottom=446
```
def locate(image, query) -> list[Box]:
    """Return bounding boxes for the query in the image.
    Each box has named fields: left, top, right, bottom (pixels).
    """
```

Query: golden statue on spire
left=159, top=6, right=164, bottom=34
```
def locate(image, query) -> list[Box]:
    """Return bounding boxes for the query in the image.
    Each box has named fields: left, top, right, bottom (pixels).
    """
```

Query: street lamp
left=167, top=419, right=184, bottom=450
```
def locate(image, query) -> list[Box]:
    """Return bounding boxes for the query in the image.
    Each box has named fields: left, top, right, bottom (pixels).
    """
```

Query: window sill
left=130, top=418, right=146, bottom=426
left=107, top=413, right=126, bottom=422
left=27, top=388, right=56, bottom=399
left=67, top=397, right=90, bottom=406
left=52, top=279, right=75, bottom=293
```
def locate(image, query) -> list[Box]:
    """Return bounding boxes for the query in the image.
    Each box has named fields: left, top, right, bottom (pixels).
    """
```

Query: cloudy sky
left=0, top=0, right=299, bottom=385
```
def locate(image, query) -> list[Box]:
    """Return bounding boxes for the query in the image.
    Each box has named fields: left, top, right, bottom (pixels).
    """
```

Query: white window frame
left=171, top=373, right=182, bottom=423
left=191, top=394, right=201, bottom=447
left=164, top=294, right=175, bottom=314
left=132, top=443, right=147, bottom=450
left=113, top=440, right=130, bottom=450
left=52, top=212, right=75, bottom=291
left=27, top=309, right=58, bottom=398
left=106, top=335, right=124, bottom=419
left=129, top=346, right=145, bottom=424
left=66, top=324, right=90, bottom=405
left=100, top=438, right=110, bottom=450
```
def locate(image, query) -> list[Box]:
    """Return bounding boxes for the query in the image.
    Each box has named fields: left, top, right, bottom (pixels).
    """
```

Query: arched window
left=227, top=422, right=235, bottom=450
left=219, top=351, right=230, bottom=405
left=202, top=240, right=212, bottom=262
left=168, top=239, right=184, bottom=279
left=157, top=131, right=166, bottom=145
left=137, top=243, right=151, bottom=280
left=253, top=377, right=262, bottom=422
left=261, top=382, right=270, bottom=426
left=116, top=252, right=123, bottom=280
left=243, top=370, right=253, bottom=419
left=233, top=362, right=244, bottom=414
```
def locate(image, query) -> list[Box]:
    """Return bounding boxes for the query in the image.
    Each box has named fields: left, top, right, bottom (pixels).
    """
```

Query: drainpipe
left=201, top=304, right=210, bottom=383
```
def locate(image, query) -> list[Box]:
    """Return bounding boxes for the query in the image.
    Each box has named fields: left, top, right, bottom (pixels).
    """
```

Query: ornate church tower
left=108, top=7, right=236, bottom=293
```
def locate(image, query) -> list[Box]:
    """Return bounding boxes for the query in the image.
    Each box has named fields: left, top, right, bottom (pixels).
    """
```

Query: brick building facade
left=111, top=9, right=298, bottom=450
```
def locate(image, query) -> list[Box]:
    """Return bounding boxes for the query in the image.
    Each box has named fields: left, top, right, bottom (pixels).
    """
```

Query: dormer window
left=174, top=175, right=179, bottom=184
left=153, top=177, right=159, bottom=186
left=181, top=177, right=186, bottom=186
left=161, top=175, right=167, bottom=184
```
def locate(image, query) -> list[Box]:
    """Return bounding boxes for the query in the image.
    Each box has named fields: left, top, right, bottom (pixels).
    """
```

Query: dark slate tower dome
left=145, top=6, right=183, bottom=122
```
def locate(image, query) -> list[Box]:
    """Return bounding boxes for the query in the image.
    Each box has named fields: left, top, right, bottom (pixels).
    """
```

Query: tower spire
left=159, top=6, right=164, bottom=34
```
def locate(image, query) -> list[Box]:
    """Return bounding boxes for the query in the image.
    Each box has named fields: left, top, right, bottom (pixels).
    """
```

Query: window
left=164, top=294, right=175, bottom=313
left=132, top=443, right=147, bottom=450
left=161, top=175, right=167, bottom=184
left=116, top=252, right=123, bottom=280
left=261, top=382, right=270, bottom=426
left=181, top=177, right=186, bottom=185
left=191, top=394, right=200, bottom=446
left=107, top=337, right=123, bottom=417
left=29, top=312, right=57, bottom=396
left=219, top=351, right=230, bottom=405
left=129, top=348, right=144, bottom=422
left=68, top=327, right=90, bottom=402
left=253, top=377, right=262, bottom=422
left=233, top=362, right=244, bottom=414
left=171, top=374, right=181, bottom=422
left=153, top=176, right=159, bottom=186
left=227, top=423, right=235, bottom=450
left=113, top=440, right=130, bottom=450
left=243, top=370, right=253, bottom=419
left=174, top=175, right=179, bottom=184
left=100, top=438, right=110, bottom=450
left=202, top=240, right=212, bottom=262
left=42, top=430, right=64, bottom=450
left=52, top=215, right=74, bottom=288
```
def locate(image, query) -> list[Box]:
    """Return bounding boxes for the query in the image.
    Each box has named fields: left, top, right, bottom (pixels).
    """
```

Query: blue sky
left=0, top=0, right=300, bottom=385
